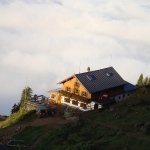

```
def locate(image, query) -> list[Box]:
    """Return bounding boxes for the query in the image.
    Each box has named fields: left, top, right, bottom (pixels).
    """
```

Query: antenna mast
left=109, top=55, right=112, bottom=66
left=79, top=61, right=81, bottom=73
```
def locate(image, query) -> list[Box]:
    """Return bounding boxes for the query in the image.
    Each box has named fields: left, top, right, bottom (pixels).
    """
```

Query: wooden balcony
left=58, top=90, right=91, bottom=103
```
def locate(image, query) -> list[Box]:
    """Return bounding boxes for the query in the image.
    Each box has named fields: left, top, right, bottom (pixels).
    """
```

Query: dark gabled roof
left=58, top=67, right=129, bottom=93
left=75, top=67, right=127, bottom=93
left=124, top=82, right=136, bottom=92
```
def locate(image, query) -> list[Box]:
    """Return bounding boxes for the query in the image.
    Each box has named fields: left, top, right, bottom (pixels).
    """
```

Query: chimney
left=87, top=67, right=90, bottom=72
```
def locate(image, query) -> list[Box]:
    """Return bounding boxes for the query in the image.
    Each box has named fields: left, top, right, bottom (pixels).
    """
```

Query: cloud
left=0, top=0, right=150, bottom=115
left=0, top=0, right=63, bottom=5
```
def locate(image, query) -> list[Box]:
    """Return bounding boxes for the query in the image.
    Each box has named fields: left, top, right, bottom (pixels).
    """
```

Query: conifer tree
left=19, top=86, right=32, bottom=108
left=11, top=103, right=19, bottom=114
left=148, top=77, right=150, bottom=86
left=144, top=76, right=149, bottom=86
left=137, top=74, right=144, bottom=87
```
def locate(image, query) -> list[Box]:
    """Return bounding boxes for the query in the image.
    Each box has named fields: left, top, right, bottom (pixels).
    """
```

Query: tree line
left=136, top=74, right=150, bottom=87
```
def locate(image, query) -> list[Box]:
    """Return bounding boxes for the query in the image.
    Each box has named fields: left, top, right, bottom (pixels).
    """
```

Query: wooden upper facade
left=61, top=76, right=91, bottom=99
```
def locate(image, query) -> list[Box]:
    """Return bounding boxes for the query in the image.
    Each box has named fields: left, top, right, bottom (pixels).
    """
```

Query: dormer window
left=86, top=75, right=96, bottom=81
left=106, top=72, right=113, bottom=77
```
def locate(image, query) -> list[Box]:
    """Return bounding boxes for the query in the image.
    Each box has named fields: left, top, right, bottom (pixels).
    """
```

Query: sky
left=0, top=0, right=150, bottom=115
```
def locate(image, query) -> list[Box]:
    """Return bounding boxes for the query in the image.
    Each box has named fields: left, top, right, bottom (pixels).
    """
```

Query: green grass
left=0, top=108, right=35, bottom=128
left=4, top=88, right=150, bottom=150
left=15, top=126, right=46, bottom=145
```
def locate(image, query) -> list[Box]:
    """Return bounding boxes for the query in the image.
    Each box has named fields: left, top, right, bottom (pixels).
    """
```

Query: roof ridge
left=75, top=66, right=113, bottom=76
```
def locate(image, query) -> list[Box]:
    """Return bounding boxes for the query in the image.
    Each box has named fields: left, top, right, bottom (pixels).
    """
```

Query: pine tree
left=148, top=77, right=150, bottom=86
left=19, top=86, right=32, bottom=108
left=137, top=74, right=144, bottom=87
left=11, top=103, right=19, bottom=114
left=143, top=76, right=149, bottom=86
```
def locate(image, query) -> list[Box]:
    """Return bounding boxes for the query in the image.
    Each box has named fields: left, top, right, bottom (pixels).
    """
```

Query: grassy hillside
left=0, top=108, right=35, bottom=128
left=2, top=88, right=150, bottom=150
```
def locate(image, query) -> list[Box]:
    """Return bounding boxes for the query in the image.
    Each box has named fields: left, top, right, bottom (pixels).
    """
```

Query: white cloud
left=0, top=0, right=150, bottom=115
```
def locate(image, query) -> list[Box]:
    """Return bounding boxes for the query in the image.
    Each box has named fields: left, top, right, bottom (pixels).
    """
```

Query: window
left=66, top=87, right=71, bottom=92
left=72, top=100, right=78, bottom=106
left=80, top=103, right=87, bottom=109
left=74, top=82, right=80, bottom=88
left=81, top=91, right=87, bottom=97
left=106, top=72, right=113, bottom=77
left=64, top=98, right=70, bottom=103
left=86, top=75, right=96, bottom=81
left=74, top=88, right=79, bottom=95
left=51, top=94, right=56, bottom=99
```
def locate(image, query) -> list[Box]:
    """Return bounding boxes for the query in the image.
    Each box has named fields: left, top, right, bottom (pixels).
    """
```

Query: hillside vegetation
left=0, top=108, right=35, bottom=128
left=2, top=88, right=149, bottom=150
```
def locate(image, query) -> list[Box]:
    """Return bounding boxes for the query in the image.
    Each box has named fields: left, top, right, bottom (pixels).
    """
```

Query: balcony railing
left=58, top=90, right=91, bottom=103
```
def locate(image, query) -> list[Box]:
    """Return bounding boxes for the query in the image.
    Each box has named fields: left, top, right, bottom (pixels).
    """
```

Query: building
left=49, top=67, right=136, bottom=111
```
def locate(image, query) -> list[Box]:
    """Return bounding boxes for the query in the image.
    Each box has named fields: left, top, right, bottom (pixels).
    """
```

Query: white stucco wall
left=61, top=96, right=102, bottom=111
left=114, top=92, right=133, bottom=103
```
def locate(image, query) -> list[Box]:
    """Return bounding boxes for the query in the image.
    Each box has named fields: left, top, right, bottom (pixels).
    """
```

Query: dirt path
left=24, top=117, right=68, bottom=127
